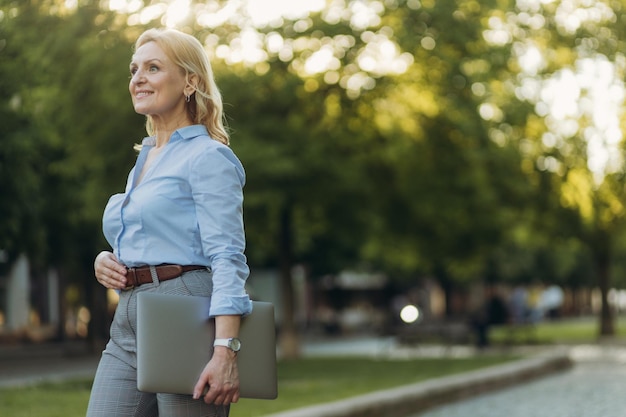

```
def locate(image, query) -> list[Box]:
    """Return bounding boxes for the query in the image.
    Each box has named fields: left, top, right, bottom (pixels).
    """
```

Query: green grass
left=0, top=379, right=93, bottom=417
left=490, top=315, right=626, bottom=345
left=0, top=356, right=516, bottom=417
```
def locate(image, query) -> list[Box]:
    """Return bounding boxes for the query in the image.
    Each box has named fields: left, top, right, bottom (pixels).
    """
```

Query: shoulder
left=175, top=125, right=244, bottom=178
left=187, top=136, right=245, bottom=184
left=192, top=135, right=241, bottom=165
left=176, top=126, right=237, bottom=161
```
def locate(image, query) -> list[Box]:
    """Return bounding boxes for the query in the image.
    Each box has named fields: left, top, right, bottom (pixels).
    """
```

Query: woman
left=86, top=28, right=252, bottom=417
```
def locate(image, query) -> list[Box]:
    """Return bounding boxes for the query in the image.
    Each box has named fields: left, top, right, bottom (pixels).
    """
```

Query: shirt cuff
left=209, top=294, right=253, bottom=317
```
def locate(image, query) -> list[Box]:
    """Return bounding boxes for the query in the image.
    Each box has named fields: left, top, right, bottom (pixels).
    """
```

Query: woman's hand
left=94, top=251, right=127, bottom=289
left=193, top=347, right=240, bottom=405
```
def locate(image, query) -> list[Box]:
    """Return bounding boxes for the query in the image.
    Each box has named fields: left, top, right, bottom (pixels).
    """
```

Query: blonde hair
left=134, top=28, right=229, bottom=145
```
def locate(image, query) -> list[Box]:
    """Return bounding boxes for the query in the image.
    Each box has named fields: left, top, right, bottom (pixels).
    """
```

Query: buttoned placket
left=115, top=145, right=152, bottom=262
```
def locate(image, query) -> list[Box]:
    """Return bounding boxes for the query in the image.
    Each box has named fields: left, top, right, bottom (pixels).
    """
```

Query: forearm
left=214, top=315, right=241, bottom=342
left=212, top=315, right=241, bottom=366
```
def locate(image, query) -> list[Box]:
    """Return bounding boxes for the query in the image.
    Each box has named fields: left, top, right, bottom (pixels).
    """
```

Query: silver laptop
left=136, top=292, right=277, bottom=399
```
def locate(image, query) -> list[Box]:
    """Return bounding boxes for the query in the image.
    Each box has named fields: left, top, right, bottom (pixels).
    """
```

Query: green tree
left=0, top=0, right=145, bottom=344
left=334, top=0, right=538, bottom=311
left=474, top=0, right=626, bottom=334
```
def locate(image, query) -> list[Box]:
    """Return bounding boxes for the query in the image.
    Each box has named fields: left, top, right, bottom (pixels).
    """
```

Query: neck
left=152, top=113, right=193, bottom=147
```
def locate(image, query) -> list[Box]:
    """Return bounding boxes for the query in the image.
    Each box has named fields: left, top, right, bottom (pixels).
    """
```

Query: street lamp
left=400, top=304, right=420, bottom=324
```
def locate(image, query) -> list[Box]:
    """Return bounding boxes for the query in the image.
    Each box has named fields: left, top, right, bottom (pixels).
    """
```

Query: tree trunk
left=593, top=230, right=614, bottom=336
left=596, top=257, right=614, bottom=336
left=278, top=203, right=300, bottom=359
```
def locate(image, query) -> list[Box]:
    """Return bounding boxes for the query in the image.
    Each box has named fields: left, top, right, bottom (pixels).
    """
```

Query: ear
left=184, top=73, right=199, bottom=97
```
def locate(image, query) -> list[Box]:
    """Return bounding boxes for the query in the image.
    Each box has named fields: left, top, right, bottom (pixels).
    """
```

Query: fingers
left=231, top=389, right=240, bottom=404
left=193, top=360, right=240, bottom=406
left=193, top=377, right=208, bottom=401
left=201, top=380, right=239, bottom=405
left=193, top=379, right=238, bottom=405
left=94, top=251, right=127, bottom=289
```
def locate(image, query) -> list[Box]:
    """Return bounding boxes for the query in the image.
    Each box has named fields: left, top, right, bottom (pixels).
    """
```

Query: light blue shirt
left=102, top=125, right=252, bottom=317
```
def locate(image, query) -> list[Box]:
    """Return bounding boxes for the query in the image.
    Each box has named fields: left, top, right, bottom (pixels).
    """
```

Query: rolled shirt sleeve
left=190, top=144, right=253, bottom=317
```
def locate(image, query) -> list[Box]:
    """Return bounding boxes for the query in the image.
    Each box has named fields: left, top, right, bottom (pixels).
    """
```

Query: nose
left=130, top=69, right=145, bottom=85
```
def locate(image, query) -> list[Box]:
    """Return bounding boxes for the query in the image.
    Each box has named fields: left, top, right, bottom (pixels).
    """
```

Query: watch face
left=230, top=338, right=241, bottom=351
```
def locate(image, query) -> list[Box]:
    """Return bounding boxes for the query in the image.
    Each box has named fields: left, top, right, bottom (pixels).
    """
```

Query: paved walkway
left=414, top=344, right=626, bottom=417
left=416, top=361, right=626, bottom=417
left=0, top=342, right=100, bottom=388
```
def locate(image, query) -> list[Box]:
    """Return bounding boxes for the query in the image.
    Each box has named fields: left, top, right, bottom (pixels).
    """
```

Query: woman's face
left=129, top=41, right=187, bottom=120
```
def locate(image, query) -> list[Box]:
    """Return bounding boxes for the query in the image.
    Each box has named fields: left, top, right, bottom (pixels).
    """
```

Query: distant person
left=86, top=28, right=252, bottom=417
left=317, top=304, right=341, bottom=335
left=527, top=284, right=544, bottom=323
left=471, top=287, right=509, bottom=348
left=541, top=285, right=564, bottom=319
left=509, top=286, right=529, bottom=325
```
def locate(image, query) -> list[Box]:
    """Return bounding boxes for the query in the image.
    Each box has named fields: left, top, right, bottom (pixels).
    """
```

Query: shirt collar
left=141, top=125, right=209, bottom=146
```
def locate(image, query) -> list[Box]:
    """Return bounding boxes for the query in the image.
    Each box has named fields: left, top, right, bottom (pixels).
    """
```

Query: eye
left=129, top=66, right=137, bottom=76
left=149, top=65, right=159, bottom=73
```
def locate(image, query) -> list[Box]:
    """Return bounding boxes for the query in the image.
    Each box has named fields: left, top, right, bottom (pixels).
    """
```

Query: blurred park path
left=0, top=341, right=99, bottom=388
left=413, top=344, right=626, bottom=417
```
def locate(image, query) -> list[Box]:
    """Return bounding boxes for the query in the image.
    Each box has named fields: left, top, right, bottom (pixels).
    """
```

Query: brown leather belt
left=125, top=264, right=206, bottom=289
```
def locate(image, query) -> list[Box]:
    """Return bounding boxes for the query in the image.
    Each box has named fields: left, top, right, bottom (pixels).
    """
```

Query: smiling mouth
left=135, top=91, right=152, bottom=98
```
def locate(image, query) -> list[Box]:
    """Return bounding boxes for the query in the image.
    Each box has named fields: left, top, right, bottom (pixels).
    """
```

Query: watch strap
left=213, top=337, right=241, bottom=352
left=213, top=338, right=231, bottom=348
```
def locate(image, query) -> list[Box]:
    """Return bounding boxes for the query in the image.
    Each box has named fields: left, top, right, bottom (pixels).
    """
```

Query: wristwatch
left=213, top=337, right=242, bottom=352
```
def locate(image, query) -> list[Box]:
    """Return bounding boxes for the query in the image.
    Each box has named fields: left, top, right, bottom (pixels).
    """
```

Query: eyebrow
left=129, top=58, right=164, bottom=67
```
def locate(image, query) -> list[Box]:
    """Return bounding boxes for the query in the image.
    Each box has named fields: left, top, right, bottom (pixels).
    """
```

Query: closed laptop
left=136, top=292, right=277, bottom=399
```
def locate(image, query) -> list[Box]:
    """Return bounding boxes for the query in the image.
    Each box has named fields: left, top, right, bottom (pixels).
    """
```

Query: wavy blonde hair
left=134, top=28, right=229, bottom=145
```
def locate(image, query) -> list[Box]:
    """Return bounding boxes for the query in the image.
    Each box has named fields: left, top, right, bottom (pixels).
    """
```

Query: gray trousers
left=86, top=269, right=229, bottom=417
